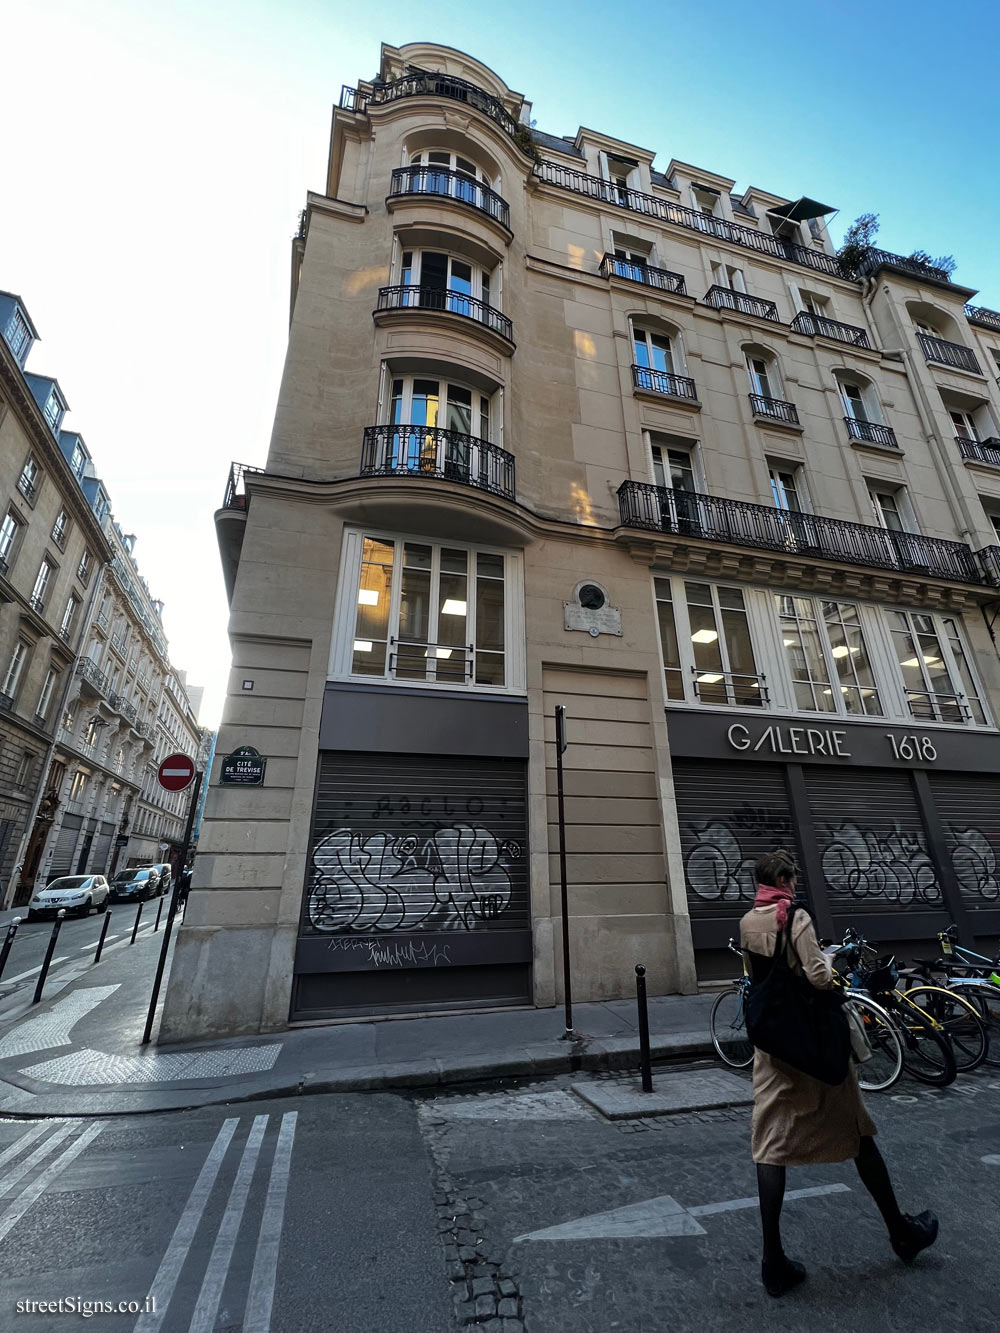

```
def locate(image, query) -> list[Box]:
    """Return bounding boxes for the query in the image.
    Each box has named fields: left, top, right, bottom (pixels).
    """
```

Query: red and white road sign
left=158, top=753, right=195, bottom=792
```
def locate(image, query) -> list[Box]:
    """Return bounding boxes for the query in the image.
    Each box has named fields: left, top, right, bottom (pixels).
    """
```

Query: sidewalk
left=0, top=925, right=720, bottom=1117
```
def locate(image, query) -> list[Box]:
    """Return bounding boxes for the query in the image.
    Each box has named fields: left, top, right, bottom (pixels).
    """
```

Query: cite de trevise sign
left=220, top=745, right=267, bottom=786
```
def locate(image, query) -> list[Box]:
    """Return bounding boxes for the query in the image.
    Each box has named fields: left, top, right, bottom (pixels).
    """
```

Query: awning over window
left=766, top=196, right=836, bottom=223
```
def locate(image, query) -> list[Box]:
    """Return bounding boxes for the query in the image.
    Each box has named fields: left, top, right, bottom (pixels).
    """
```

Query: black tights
left=756, top=1136, right=903, bottom=1264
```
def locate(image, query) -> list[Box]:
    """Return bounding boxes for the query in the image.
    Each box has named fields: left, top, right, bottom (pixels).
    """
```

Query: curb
left=0, top=1030, right=715, bottom=1118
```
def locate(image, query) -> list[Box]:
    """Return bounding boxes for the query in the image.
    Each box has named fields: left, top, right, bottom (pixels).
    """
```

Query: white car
left=26, top=875, right=111, bottom=921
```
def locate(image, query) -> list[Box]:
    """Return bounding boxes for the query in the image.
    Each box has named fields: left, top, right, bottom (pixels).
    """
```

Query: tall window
left=15, top=751, right=32, bottom=788
left=612, top=244, right=651, bottom=282
left=651, top=441, right=702, bottom=535
left=747, top=354, right=779, bottom=400
left=0, top=511, right=21, bottom=565
left=77, top=550, right=92, bottom=585
left=633, top=327, right=675, bottom=374
left=42, top=390, right=63, bottom=431
left=654, top=579, right=763, bottom=707
left=70, top=440, right=87, bottom=478
left=18, top=456, right=40, bottom=501
left=399, top=250, right=494, bottom=314
left=4, top=310, right=31, bottom=361
left=69, top=771, right=88, bottom=804
left=3, top=640, right=30, bottom=697
left=31, top=560, right=52, bottom=611
left=408, top=150, right=492, bottom=207
left=840, top=380, right=881, bottom=424
left=886, top=610, right=985, bottom=724
left=868, top=484, right=909, bottom=532
left=776, top=596, right=881, bottom=716
left=36, top=667, right=58, bottom=721
left=949, top=408, right=979, bottom=441
left=344, top=534, right=513, bottom=689
left=769, top=464, right=804, bottom=512
left=60, top=594, right=79, bottom=638
left=51, top=510, right=69, bottom=548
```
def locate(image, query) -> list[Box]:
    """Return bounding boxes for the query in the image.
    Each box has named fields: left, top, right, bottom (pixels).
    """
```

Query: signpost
left=157, top=752, right=196, bottom=793
left=554, top=705, right=576, bottom=1040
left=219, top=745, right=266, bottom=786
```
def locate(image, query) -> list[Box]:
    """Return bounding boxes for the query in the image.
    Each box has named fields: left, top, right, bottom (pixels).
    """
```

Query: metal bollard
left=32, top=911, right=65, bottom=1005
left=635, top=963, right=653, bottom=1093
left=153, top=896, right=165, bottom=932
left=94, top=910, right=112, bottom=964
left=130, top=900, right=144, bottom=944
left=0, top=917, right=21, bottom=985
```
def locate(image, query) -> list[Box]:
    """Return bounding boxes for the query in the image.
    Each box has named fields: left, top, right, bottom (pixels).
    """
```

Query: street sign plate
left=158, top=752, right=195, bottom=792
left=220, top=745, right=266, bottom=786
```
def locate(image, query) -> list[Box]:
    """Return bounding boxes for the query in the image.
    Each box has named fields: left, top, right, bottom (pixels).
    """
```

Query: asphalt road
left=0, top=1070, right=996, bottom=1332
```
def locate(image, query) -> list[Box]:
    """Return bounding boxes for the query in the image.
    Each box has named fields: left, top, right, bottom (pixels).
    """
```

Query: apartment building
left=163, top=42, right=1000, bottom=1040
left=0, top=290, right=203, bottom=904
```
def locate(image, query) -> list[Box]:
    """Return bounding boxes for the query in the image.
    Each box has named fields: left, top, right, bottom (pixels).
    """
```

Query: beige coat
left=740, top=903, right=877, bottom=1166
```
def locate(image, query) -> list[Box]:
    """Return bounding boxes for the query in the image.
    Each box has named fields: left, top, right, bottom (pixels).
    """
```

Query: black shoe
left=891, top=1211, right=939, bottom=1263
left=761, top=1256, right=807, bottom=1298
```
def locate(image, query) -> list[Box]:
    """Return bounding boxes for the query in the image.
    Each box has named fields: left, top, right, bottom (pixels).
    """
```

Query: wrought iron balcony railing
left=691, top=666, right=769, bottom=708
left=360, top=425, right=515, bottom=500
left=845, top=418, right=899, bottom=449
left=222, top=461, right=265, bottom=511
left=375, top=285, right=513, bottom=343
left=0, top=555, right=8, bottom=577
left=534, top=160, right=844, bottom=277
left=704, top=286, right=779, bottom=322
left=617, top=481, right=984, bottom=584
left=29, top=595, right=45, bottom=614
left=852, top=248, right=952, bottom=283
left=905, top=689, right=970, bottom=724
left=965, top=305, right=1000, bottom=332
left=790, top=311, right=871, bottom=348
left=0, top=690, right=14, bottom=713
left=341, top=72, right=520, bottom=140
left=388, top=636, right=475, bottom=684
left=600, top=254, right=686, bottom=295
left=957, top=436, right=1000, bottom=468
left=110, top=632, right=126, bottom=656
left=388, top=165, right=511, bottom=230
left=631, top=364, right=697, bottom=400
left=749, top=394, right=799, bottom=425
left=95, top=610, right=109, bottom=631
left=76, top=657, right=110, bottom=695
left=917, top=333, right=982, bottom=375
left=977, top=545, right=1000, bottom=587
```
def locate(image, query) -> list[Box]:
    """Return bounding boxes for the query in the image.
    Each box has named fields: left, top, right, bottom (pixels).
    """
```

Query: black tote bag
left=744, top=908, right=851, bottom=1086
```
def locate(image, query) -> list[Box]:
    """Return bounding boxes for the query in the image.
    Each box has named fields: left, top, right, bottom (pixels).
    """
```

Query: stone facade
left=162, top=42, right=1000, bottom=1040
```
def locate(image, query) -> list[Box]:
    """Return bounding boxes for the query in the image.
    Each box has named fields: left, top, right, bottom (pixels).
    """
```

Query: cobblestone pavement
left=416, top=1066, right=1000, bottom=1333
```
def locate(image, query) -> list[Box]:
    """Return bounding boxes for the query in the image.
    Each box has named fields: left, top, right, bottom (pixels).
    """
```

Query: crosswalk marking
left=134, top=1118, right=239, bottom=1331
left=0, top=1120, right=51, bottom=1171
left=0, top=1122, right=76, bottom=1199
left=244, top=1111, right=298, bottom=1333
left=0, top=1121, right=104, bottom=1244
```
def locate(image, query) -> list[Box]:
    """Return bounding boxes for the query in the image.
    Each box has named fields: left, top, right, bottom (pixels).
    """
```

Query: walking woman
left=741, top=849, right=938, bottom=1297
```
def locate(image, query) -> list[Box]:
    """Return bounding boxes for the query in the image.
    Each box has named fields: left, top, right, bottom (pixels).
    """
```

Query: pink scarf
left=754, top=882, right=795, bottom=929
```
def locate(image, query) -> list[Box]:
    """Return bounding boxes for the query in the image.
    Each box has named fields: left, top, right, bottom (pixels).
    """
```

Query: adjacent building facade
left=164, top=42, right=1000, bottom=1040
left=0, top=290, right=204, bottom=906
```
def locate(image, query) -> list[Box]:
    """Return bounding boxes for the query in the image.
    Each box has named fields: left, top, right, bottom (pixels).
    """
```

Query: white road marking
left=2, top=957, right=70, bottom=984
left=0, top=1121, right=104, bottom=1244
left=0, top=1120, right=51, bottom=1170
left=135, top=1118, right=239, bottom=1331
left=982, top=1154, right=1000, bottom=1166
left=0, top=986, right=120, bottom=1058
left=244, top=1111, right=298, bottom=1333
left=22, top=1042, right=282, bottom=1086
left=0, top=1122, right=76, bottom=1197
left=515, top=1183, right=853, bottom=1242
left=189, top=1116, right=269, bottom=1333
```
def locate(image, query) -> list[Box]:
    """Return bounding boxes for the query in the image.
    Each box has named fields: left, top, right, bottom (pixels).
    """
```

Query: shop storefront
left=291, top=684, right=531, bottom=1020
left=667, top=711, right=1000, bottom=962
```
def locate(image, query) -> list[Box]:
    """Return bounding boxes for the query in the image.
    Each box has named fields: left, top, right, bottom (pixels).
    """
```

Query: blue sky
left=3, top=0, right=998, bottom=723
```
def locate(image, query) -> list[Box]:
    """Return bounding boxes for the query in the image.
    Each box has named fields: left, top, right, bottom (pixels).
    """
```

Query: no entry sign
left=158, top=752, right=195, bottom=792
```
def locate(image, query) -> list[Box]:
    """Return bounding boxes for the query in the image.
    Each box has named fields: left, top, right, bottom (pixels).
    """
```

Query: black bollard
left=153, top=896, right=165, bottom=932
left=0, top=917, right=21, bottom=985
left=635, top=963, right=653, bottom=1093
left=94, top=910, right=112, bottom=964
left=32, top=911, right=65, bottom=1005
left=130, top=900, right=144, bottom=944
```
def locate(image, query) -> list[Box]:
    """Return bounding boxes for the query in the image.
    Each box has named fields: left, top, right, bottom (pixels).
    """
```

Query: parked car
left=153, top=863, right=173, bottom=896
left=26, top=875, right=110, bottom=921
left=109, top=867, right=160, bottom=903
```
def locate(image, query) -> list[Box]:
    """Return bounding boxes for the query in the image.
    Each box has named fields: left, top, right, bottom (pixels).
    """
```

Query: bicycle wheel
left=954, top=981, right=1000, bottom=1067
left=892, top=996, right=958, bottom=1086
left=710, top=986, right=754, bottom=1069
left=904, top=985, right=988, bottom=1072
left=846, top=994, right=903, bottom=1092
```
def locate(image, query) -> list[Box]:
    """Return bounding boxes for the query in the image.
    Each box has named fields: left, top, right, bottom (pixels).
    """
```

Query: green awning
left=767, top=197, right=836, bottom=223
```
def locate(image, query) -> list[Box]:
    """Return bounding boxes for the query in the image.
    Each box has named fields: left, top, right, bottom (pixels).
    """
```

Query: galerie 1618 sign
left=220, top=745, right=267, bottom=786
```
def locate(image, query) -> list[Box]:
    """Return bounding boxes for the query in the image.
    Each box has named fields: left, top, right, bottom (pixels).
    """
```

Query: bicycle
left=907, top=926, right=1000, bottom=1067
left=834, top=933, right=958, bottom=1087
left=710, top=940, right=754, bottom=1069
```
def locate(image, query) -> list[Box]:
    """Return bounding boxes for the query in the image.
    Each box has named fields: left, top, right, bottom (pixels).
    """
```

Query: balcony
left=360, top=425, right=515, bottom=501
left=0, top=691, right=13, bottom=713
left=917, top=333, right=982, bottom=375
left=76, top=657, right=110, bottom=696
left=534, top=160, right=844, bottom=277
left=852, top=248, right=953, bottom=283
left=617, top=482, right=984, bottom=584
left=704, top=286, right=779, bottom=323
left=340, top=72, right=520, bottom=141
left=978, top=545, right=1000, bottom=587
left=845, top=418, right=899, bottom=449
left=631, top=364, right=698, bottom=402
left=222, top=461, right=264, bottom=511
left=966, top=305, right=1000, bottom=333
left=375, top=285, right=513, bottom=345
left=600, top=254, right=686, bottom=295
left=387, top=165, right=510, bottom=231
left=957, top=437, right=1000, bottom=469
left=790, top=311, right=871, bottom=349
left=749, top=394, right=799, bottom=426
left=29, top=595, right=45, bottom=615
left=110, top=633, right=126, bottom=657
left=690, top=667, right=769, bottom=708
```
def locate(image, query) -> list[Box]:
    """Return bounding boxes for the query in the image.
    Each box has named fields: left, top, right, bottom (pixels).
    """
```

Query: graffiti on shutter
left=929, top=774, right=1000, bottom=908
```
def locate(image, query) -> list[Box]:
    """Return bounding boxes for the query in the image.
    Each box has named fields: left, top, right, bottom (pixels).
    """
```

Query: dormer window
left=43, top=390, right=64, bottom=432
left=70, top=441, right=88, bottom=478
left=4, top=309, right=31, bottom=363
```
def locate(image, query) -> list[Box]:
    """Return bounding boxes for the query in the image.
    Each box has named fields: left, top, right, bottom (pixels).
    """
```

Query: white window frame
left=0, top=511, right=20, bottom=563
left=3, top=640, right=30, bottom=697
left=875, top=606, right=991, bottom=728
left=61, top=594, right=79, bottom=636
left=37, top=667, right=58, bottom=720
left=768, top=461, right=809, bottom=513
left=867, top=482, right=918, bottom=534
left=31, top=559, right=52, bottom=609
left=407, top=147, right=495, bottom=190
left=771, top=594, right=886, bottom=719
left=385, top=373, right=495, bottom=442
left=747, top=353, right=781, bottom=400
left=838, top=377, right=883, bottom=425
left=632, top=324, right=680, bottom=375
left=397, top=247, right=496, bottom=309
left=329, top=528, right=525, bottom=694
left=18, top=456, right=40, bottom=501
left=652, top=575, right=767, bottom=709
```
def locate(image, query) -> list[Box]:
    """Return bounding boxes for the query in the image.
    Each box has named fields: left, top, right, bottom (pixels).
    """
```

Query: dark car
left=109, top=867, right=160, bottom=902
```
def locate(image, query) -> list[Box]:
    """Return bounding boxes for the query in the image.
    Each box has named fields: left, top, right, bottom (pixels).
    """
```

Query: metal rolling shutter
left=672, top=761, right=800, bottom=920
left=47, top=815, right=82, bottom=881
left=294, top=753, right=530, bottom=1017
left=804, top=768, right=941, bottom=917
left=929, top=773, right=1000, bottom=914
left=89, top=823, right=115, bottom=876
